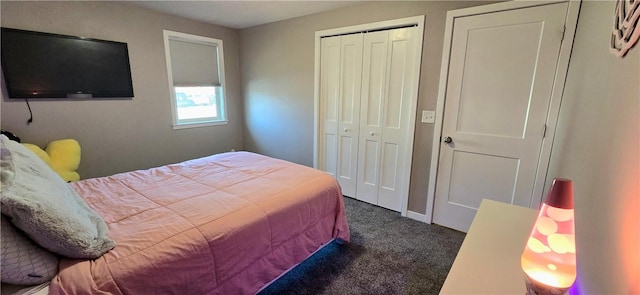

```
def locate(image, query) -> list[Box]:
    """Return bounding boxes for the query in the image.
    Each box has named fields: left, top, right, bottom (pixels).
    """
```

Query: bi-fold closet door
left=319, top=27, right=417, bottom=212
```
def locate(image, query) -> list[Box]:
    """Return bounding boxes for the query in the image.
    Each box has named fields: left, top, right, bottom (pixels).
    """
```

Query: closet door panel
left=319, top=36, right=341, bottom=177
left=380, top=142, right=399, bottom=189
left=357, top=139, right=380, bottom=204
left=385, top=32, right=408, bottom=129
left=362, top=34, right=387, bottom=128
left=378, top=28, right=415, bottom=211
left=336, top=34, right=363, bottom=197
left=339, top=35, right=362, bottom=125
left=357, top=31, right=388, bottom=203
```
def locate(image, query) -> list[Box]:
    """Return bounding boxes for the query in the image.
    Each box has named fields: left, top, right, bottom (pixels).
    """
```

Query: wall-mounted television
left=1, top=27, right=134, bottom=99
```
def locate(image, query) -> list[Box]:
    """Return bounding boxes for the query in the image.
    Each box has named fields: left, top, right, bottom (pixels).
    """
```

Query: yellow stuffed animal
left=22, top=139, right=81, bottom=182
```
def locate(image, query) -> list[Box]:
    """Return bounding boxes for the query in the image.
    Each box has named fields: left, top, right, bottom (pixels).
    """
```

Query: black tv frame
left=1, top=27, right=134, bottom=99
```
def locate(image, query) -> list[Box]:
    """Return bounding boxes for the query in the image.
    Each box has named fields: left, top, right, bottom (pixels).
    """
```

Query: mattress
left=48, top=152, right=350, bottom=294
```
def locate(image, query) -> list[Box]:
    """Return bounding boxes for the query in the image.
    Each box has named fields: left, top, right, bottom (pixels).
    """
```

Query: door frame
left=313, top=15, right=425, bottom=217
left=425, top=0, right=581, bottom=223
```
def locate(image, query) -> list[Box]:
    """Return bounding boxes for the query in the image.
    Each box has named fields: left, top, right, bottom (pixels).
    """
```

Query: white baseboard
left=406, top=210, right=429, bottom=223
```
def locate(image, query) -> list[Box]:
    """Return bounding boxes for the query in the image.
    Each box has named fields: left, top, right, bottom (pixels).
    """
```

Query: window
left=163, top=30, right=227, bottom=128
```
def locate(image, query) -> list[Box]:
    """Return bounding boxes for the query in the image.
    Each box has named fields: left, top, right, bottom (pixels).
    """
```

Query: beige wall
left=546, top=1, right=639, bottom=293
left=0, top=1, right=244, bottom=178
left=239, top=1, right=496, bottom=213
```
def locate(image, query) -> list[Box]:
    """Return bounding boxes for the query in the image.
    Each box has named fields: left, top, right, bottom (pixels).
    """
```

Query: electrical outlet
left=421, top=110, right=435, bottom=124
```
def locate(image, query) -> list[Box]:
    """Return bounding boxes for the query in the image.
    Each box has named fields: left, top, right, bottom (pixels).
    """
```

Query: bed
left=1, top=143, right=350, bottom=294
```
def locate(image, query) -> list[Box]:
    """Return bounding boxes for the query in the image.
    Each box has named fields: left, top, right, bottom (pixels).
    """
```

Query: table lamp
left=521, top=178, right=576, bottom=295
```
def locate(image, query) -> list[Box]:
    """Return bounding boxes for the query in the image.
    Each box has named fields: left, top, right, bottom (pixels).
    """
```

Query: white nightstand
left=440, top=199, right=538, bottom=294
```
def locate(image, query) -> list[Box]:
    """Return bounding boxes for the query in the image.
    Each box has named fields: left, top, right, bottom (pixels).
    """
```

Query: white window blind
left=168, top=39, right=220, bottom=87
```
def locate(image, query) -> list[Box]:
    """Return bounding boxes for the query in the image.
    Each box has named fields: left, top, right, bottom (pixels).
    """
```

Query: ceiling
left=128, top=1, right=362, bottom=29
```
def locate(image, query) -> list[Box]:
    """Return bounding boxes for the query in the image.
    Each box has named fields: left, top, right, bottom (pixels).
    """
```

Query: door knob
left=370, top=132, right=375, bottom=136
left=344, top=128, right=349, bottom=132
left=443, top=136, right=453, bottom=144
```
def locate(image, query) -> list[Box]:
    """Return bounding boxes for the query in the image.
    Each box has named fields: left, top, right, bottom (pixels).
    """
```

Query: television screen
left=1, top=28, right=134, bottom=98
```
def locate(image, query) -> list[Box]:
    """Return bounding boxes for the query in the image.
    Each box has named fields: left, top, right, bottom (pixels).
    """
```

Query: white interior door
left=357, top=27, right=416, bottom=212
left=433, top=3, right=570, bottom=232
left=319, top=34, right=363, bottom=197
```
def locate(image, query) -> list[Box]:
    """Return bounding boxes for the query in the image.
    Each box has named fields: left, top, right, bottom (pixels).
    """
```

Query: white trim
left=445, top=0, right=567, bottom=18
left=425, top=7, right=456, bottom=225
left=316, top=16, right=425, bottom=38
left=163, top=30, right=179, bottom=126
left=425, top=0, right=581, bottom=223
left=313, top=32, right=321, bottom=169
left=313, top=15, right=425, bottom=218
left=531, top=0, right=581, bottom=208
left=172, top=120, right=229, bottom=130
left=400, top=16, right=425, bottom=217
left=406, top=210, right=428, bottom=222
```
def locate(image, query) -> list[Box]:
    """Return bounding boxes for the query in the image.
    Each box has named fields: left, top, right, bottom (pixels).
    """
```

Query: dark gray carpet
left=258, top=197, right=466, bottom=295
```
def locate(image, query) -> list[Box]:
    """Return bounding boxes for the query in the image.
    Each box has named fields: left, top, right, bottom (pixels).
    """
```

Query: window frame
left=163, top=30, right=228, bottom=129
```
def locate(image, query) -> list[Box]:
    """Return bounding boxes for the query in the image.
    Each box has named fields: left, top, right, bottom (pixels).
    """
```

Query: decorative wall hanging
left=610, top=0, right=640, bottom=57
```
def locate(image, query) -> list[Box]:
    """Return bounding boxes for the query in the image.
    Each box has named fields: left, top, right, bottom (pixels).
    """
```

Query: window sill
left=172, top=120, right=229, bottom=130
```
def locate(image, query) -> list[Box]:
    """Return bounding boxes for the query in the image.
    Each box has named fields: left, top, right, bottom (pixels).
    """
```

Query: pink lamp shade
left=521, top=178, right=576, bottom=295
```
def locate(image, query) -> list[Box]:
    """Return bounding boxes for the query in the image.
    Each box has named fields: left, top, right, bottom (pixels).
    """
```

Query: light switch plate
left=421, top=110, right=436, bottom=123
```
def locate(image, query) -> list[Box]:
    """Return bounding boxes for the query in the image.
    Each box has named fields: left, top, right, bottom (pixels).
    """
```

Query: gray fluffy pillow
left=1, top=215, right=59, bottom=285
left=0, top=135, right=114, bottom=259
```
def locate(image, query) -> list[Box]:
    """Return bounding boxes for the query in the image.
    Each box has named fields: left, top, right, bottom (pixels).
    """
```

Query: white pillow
left=1, top=215, right=58, bottom=285
left=0, top=135, right=114, bottom=258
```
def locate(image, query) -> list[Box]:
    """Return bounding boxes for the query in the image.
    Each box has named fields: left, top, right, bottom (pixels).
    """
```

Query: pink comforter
left=49, top=152, right=350, bottom=294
